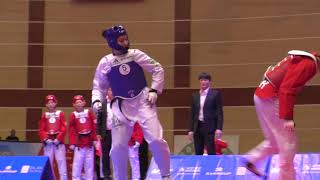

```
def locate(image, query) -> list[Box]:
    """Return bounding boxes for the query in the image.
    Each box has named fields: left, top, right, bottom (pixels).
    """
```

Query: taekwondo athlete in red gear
left=214, top=139, right=228, bottom=155
left=92, top=25, right=171, bottom=180
left=245, top=50, right=320, bottom=179
left=38, top=95, right=68, bottom=180
left=203, top=139, right=227, bottom=155
left=69, top=95, right=97, bottom=180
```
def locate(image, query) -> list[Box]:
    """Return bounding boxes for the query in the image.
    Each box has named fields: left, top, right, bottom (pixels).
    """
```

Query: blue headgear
left=102, top=25, right=128, bottom=52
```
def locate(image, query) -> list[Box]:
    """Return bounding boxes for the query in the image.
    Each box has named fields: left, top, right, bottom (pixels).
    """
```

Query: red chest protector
left=73, top=109, right=93, bottom=134
left=45, top=110, right=61, bottom=135
left=264, top=55, right=293, bottom=89
left=264, top=50, right=318, bottom=89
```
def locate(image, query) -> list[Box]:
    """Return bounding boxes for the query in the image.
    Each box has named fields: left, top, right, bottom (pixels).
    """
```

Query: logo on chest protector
left=119, top=63, right=130, bottom=75
left=79, top=117, right=87, bottom=123
left=49, top=117, right=56, bottom=123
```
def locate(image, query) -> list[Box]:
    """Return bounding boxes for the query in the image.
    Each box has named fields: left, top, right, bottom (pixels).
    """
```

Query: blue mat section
left=147, top=153, right=320, bottom=180
left=147, top=155, right=270, bottom=180
left=268, top=153, right=320, bottom=180
left=0, top=156, right=54, bottom=180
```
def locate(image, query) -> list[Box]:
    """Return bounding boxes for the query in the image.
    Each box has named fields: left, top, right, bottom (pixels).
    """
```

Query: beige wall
left=0, top=108, right=26, bottom=141
left=0, top=1, right=28, bottom=88
left=0, top=1, right=29, bottom=140
left=44, top=0, right=175, bottom=89
left=190, top=0, right=320, bottom=88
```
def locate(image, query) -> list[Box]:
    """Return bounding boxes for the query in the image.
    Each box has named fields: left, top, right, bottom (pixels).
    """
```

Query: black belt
left=78, top=133, right=91, bottom=137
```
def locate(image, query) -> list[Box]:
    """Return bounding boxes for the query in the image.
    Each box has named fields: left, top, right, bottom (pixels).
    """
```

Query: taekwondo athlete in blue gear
left=92, top=25, right=171, bottom=180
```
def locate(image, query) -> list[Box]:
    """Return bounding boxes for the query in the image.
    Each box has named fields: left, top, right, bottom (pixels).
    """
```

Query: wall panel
left=0, top=108, right=26, bottom=141
left=0, top=1, right=29, bottom=20
left=45, top=0, right=174, bottom=21
left=0, top=1, right=28, bottom=89
left=191, top=0, right=320, bottom=19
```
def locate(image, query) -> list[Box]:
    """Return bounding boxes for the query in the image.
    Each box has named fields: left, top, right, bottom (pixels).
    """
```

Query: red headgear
left=45, top=95, right=57, bottom=104
left=72, top=95, right=85, bottom=104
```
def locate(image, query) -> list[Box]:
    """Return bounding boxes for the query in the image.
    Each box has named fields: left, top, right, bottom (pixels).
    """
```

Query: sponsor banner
left=0, top=141, right=73, bottom=179
left=174, top=135, right=239, bottom=155
left=0, top=156, right=53, bottom=179
left=268, top=153, right=320, bottom=179
left=146, top=155, right=270, bottom=180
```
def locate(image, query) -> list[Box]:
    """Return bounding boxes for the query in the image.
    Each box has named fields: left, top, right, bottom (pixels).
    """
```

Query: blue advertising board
left=147, top=155, right=270, bottom=180
left=0, top=156, right=53, bottom=180
left=268, top=153, right=320, bottom=180
left=147, top=154, right=320, bottom=180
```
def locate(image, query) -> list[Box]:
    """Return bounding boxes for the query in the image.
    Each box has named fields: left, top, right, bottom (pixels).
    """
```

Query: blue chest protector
left=107, top=61, right=147, bottom=98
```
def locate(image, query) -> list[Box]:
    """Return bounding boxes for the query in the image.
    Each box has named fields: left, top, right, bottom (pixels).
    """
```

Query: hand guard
left=133, top=142, right=140, bottom=149
left=187, top=131, right=194, bottom=141
left=53, top=139, right=60, bottom=145
left=69, top=145, right=75, bottom=150
left=147, top=91, right=158, bottom=105
left=283, top=119, right=295, bottom=131
left=92, top=101, right=102, bottom=112
left=45, top=139, right=53, bottom=145
left=215, top=129, right=223, bottom=139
